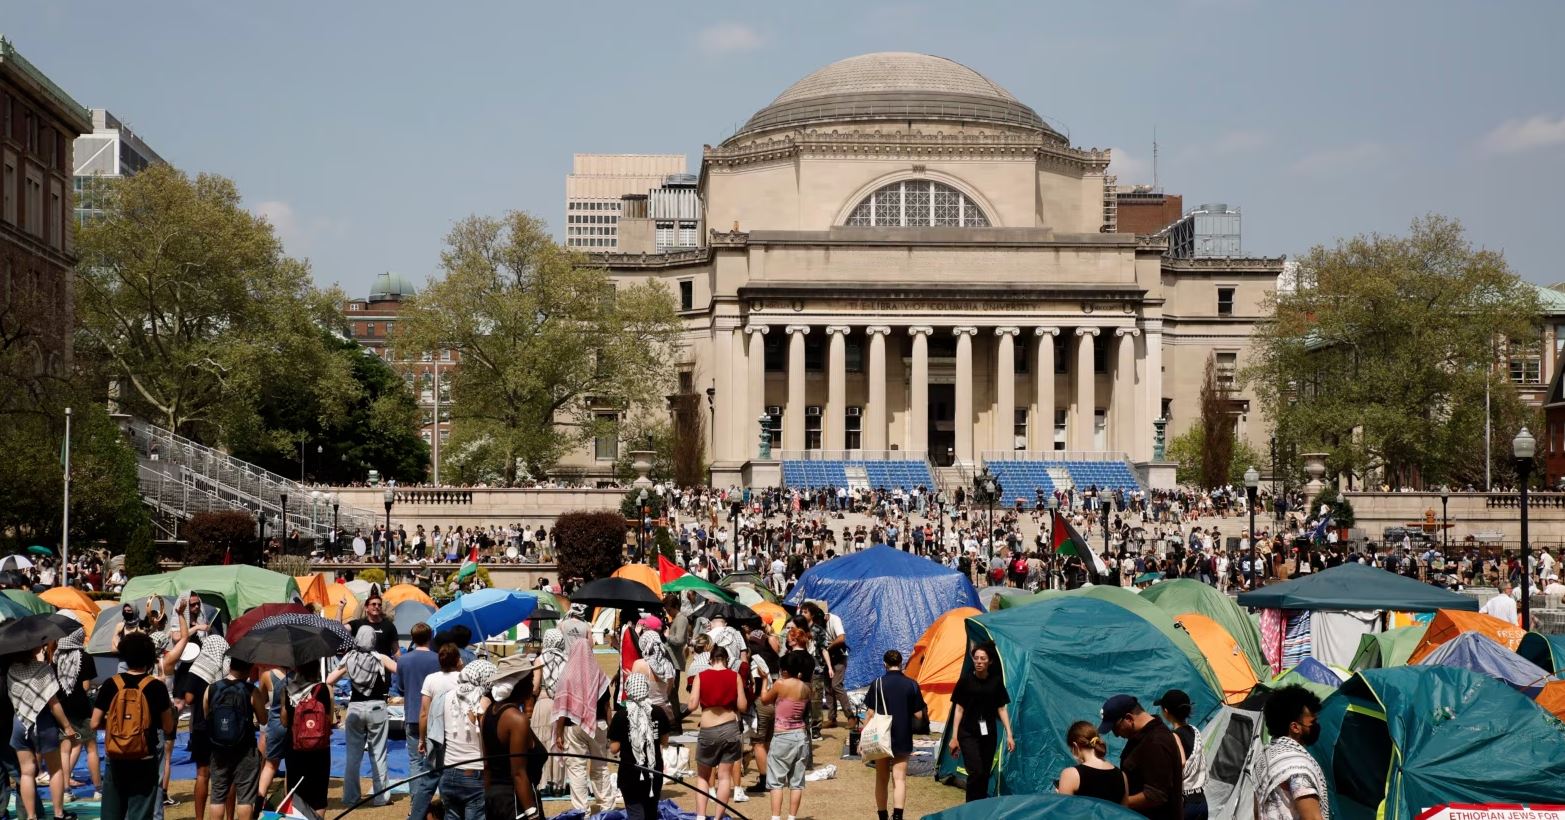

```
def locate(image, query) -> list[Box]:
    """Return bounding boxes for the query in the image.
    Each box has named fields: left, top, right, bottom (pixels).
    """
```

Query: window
left=366, top=322, right=376, bottom=337
left=844, top=180, right=990, bottom=227
left=1015, top=340, right=1029, bottom=373
left=594, top=412, right=619, bottom=460
left=804, top=335, right=825, bottom=372
left=439, top=430, right=450, bottom=445
left=1217, top=287, right=1235, bottom=317
left=386, top=321, right=394, bottom=335
left=24, top=170, right=42, bottom=236
left=3, top=156, right=14, bottom=224
left=1094, top=340, right=1107, bottom=374
left=679, top=280, right=693, bottom=311
left=1216, top=352, right=1238, bottom=389
left=845, top=408, right=862, bottom=450
left=805, top=407, right=823, bottom=450
left=1094, top=409, right=1107, bottom=450
left=421, top=431, right=432, bottom=444
left=1555, top=323, right=1565, bottom=355
left=764, top=333, right=786, bottom=373
left=1013, top=408, right=1028, bottom=450
left=441, top=349, right=452, bottom=362
left=1510, top=355, right=1542, bottom=385
left=846, top=336, right=863, bottom=373
left=767, top=407, right=783, bottom=448
left=1054, top=409, right=1067, bottom=451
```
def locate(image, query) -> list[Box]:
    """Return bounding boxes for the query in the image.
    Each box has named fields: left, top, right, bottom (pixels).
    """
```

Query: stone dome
left=732, top=52, right=1050, bottom=141
left=369, top=272, right=417, bottom=301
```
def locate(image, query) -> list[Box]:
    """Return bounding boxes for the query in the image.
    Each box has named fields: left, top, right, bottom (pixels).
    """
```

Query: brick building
left=1112, top=185, right=1183, bottom=236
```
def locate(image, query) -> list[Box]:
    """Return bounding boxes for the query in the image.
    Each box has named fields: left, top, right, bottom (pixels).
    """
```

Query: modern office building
left=0, top=35, right=93, bottom=378
left=563, top=153, right=686, bottom=250
left=72, top=108, right=166, bottom=223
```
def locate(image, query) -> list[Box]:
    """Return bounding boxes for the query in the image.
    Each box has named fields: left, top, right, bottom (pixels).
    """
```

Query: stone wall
left=330, top=486, right=625, bottom=533
left=1343, top=491, right=1565, bottom=550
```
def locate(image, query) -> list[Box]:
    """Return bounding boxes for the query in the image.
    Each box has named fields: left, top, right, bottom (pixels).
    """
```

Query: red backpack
left=290, top=684, right=331, bottom=751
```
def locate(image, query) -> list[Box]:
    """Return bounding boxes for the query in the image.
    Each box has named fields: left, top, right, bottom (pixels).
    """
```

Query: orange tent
left=324, top=582, right=363, bottom=622
left=1407, top=609, right=1528, bottom=665
left=293, top=574, right=331, bottom=611
left=40, top=587, right=98, bottom=632
left=753, top=601, right=788, bottom=634
left=384, top=583, right=437, bottom=610
left=1537, top=680, right=1565, bottom=722
left=1174, top=613, right=1260, bottom=704
left=611, top=564, right=663, bottom=597
left=905, top=606, right=980, bottom=730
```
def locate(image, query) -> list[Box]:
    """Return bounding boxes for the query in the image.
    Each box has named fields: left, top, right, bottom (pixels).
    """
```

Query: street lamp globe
left=1514, top=427, right=1536, bottom=461
left=1243, top=466, right=1260, bottom=490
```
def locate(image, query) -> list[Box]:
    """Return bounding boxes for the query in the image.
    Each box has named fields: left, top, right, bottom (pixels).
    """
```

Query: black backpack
left=208, top=679, right=255, bottom=749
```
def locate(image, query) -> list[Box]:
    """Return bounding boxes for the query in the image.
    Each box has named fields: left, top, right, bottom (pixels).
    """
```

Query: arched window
left=845, top=180, right=990, bottom=228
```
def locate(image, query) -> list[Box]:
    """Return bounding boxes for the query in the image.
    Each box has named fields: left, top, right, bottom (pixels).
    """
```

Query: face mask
left=1301, top=722, right=1321, bottom=746
left=491, top=681, right=515, bottom=702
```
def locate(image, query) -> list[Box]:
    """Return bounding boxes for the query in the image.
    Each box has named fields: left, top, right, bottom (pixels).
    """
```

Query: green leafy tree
left=1166, top=422, right=1263, bottom=488
left=74, top=164, right=353, bottom=443
left=1247, top=216, right=1540, bottom=489
left=394, top=212, right=682, bottom=483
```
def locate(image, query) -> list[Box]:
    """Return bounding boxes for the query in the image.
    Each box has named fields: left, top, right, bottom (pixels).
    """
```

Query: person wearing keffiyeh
left=6, top=642, right=79, bottom=820
left=1254, top=685, right=1330, bottom=820
left=342, top=624, right=399, bottom=808
left=607, top=672, right=675, bottom=820
left=55, top=626, right=103, bottom=799
left=552, top=638, right=615, bottom=813
left=533, top=629, right=569, bottom=797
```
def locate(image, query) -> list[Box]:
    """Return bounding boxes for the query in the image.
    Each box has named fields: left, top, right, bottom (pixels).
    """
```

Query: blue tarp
left=1417, top=630, right=1557, bottom=696
left=784, top=544, right=982, bottom=689
left=1290, top=657, right=1344, bottom=688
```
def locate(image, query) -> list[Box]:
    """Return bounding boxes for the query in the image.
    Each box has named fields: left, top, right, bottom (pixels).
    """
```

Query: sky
left=9, top=0, right=1565, bottom=296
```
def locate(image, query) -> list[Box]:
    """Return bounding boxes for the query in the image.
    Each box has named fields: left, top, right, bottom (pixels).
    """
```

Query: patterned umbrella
left=253, top=612, right=352, bottom=652
left=226, top=603, right=311, bottom=645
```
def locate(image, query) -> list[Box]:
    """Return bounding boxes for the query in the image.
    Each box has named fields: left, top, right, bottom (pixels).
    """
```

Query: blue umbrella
left=426, top=589, right=538, bottom=641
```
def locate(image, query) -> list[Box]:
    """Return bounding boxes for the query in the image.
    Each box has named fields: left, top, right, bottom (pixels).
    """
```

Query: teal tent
left=1312, top=667, right=1565, bottom=820
left=1520, top=632, right=1565, bottom=675
left=936, top=597, right=1221, bottom=796
left=1237, top=563, right=1476, bottom=612
left=922, top=793, right=1142, bottom=820
left=1142, top=578, right=1268, bottom=678
left=121, top=565, right=300, bottom=617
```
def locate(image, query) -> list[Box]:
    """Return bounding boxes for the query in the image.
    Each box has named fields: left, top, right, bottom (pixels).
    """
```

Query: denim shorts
left=9, top=712, right=61, bottom=754
left=766, top=728, right=808, bottom=791
left=264, top=721, right=289, bottom=762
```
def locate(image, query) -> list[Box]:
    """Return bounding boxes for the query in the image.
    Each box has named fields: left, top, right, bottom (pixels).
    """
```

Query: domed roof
left=369, top=272, right=417, bottom=301
left=733, top=52, right=1050, bottom=140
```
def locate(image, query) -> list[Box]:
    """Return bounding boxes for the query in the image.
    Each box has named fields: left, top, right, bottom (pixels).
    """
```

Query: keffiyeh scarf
left=191, top=634, right=230, bottom=685
left=554, top=639, right=609, bottom=736
left=456, top=659, right=497, bottom=724
left=1255, top=736, right=1331, bottom=820
left=637, top=629, right=676, bottom=682
left=344, top=625, right=385, bottom=695
left=7, top=658, right=61, bottom=728
left=622, top=672, right=657, bottom=776
left=55, top=628, right=86, bottom=691
left=540, top=629, right=567, bottom=697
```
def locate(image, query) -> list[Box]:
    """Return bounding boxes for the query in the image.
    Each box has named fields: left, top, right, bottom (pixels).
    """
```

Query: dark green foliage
left=553, top=510, right=629, bottom=584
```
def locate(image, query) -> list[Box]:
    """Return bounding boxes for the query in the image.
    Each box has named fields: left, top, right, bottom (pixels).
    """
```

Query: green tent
left=1142, top=578, right=1268, bottom=678
left=663, top=573, right=735, bottom=602
left=1348, top=623, right=1428, bottom=671
left=994, top=585, right=1225, bottom=698
left=121, top=565, right=300, bottom=617
left=1237, top=562, right=1476, bottom=612
left=1313, top=667, right=1565, bottom=820
left=937, top=596, right=1222, bottom=796
left=2, top=589, right=55, bottom=615
left=923, top=793, right=1142, bottom=820
left=1519, top=632, right=1565, bottom=675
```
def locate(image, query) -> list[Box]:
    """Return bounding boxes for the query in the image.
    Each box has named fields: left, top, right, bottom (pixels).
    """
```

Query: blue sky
left=10, top=0, right=1564, bottom=296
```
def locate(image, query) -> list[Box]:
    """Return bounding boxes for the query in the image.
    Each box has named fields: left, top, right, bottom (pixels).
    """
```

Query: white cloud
left=696, top=22, right=763, bottom=55
left=1107, top=147, right=1152, bottom=185
left=1481, top=114, right=1565, bottom=155
left=253, top=200, right=302, bottom=248
left=1288, top=142, right=1385, bottom=176
left=1213, top=128, right=1269, bottom=153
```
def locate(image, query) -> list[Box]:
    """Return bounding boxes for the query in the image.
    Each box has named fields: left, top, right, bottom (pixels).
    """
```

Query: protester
left=1156, top=689, right=1208, bottom=820
left=761, top=652, right=812, bottom=820
left=1481, top=580, right=1519, bottom=625
left=690, top=644, right=747, bottom=820
left=396, top=623, right=441, bottom=820
left=866, top=649, right=927, bottom=820
left=1056, top=721, right=1127, bottom=803
left=1101, top=694, right=1184, bottom=820
left=339, top=624, right=398, bottom=808
left=553, top=636, right=616, bottom=813
left=948, top=642, right=1013, bottom=802
left=1254, top=685, right=1327, bottom=820
left=483, top=655, right=548, bottom=819
left=7, top=635, right=79, bottom=820
left=348, top=593, right=401, bottom=657
left=534, top=628, right=569, bottom=798
left=93, top=632, right=175, bottom=820
left=435, top=659, right=496, bottom=820
left=203, top=656, right=266, bottom=820
left=281, top=660, right=336, bottom=811
left=56, top=625, right=102, bottom=800
left=183, top=633, right=231, bottom=815
left=608, top=672, right=675, bottom=820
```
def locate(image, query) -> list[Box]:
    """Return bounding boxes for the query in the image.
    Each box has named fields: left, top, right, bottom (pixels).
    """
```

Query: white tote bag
left=859, top=679, right=895, bottom=762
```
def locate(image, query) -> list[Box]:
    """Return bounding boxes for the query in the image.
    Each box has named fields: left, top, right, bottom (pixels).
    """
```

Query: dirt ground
left=159, top=724, right=966, bottom=819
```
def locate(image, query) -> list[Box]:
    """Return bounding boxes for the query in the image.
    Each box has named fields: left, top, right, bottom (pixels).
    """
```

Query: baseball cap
left=1099, top=694, right=1140, bottom=734
left=1153, top=689, right=1191, bottom=711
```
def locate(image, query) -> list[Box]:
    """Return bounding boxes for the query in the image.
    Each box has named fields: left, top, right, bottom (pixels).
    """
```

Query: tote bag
left=860, top=679, right=895, bottom=762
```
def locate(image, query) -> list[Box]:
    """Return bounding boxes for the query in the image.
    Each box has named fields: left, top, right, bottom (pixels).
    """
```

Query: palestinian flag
left=1052, top=510, right=1110, bottom=584
left=456, top=545, right=479, bottom=580
left=657, top=554, right=686, bottom=584
left=261, top=780, right=321, bottom=819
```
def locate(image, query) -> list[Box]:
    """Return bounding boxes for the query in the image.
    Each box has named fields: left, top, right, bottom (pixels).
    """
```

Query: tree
left=670, top=391, right=708, bottom=488
left=227, top=332, right=429, bottom=483
left=74, top=164, right=353, bottom=443
left=1247, top=216, right=1540, bottom=489
left=394, top=212, right=682, bottom=483
left=182, top=510, right=258, bottom=566
left=1198, top=353, right=1235, bottom=490
left=554, top=511, right=629, bottom=586
left=1166, top=422, right=1262, bottom=488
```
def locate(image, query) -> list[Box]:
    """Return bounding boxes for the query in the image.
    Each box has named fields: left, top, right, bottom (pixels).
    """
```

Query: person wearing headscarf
left=608, top=672, right=674, bottom=820
left=551, top=638, right=615, bottom=814
left=7, top=641, right=78, bottom=820
left=181, top=632, right=231, bottom=814
left=533, top=629, right=568, bottom=798
left=55, top=625, right=101, bottom=798
left=342, top=623, right=398, bottom=808
left=484, top=655, right=548, bottom=820
left=633, top=617, right=678, bottom=723
left=436, top=659, right=496, bottom=820
left=560, top=603, right=591, bottom=653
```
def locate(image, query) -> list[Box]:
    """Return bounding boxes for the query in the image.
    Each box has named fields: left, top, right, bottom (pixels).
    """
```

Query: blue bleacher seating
left=779, top=459, right=933, bottom=492
left=981, top=460, right=1143, bottom=508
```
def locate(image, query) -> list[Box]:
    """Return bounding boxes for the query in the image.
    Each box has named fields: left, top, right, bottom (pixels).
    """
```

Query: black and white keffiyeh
left=540, top=629, right=567, bottom=696
left=622, top=672, right=657, bottom=776
left=637, top=628, right=676, bottom=682
left=7, top=657, right=60, bottom=728
left=55, top=627, right=86, bottom=691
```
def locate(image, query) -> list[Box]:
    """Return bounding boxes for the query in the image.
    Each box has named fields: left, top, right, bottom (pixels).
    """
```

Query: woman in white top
left=437, top=659, right=495, bottom=820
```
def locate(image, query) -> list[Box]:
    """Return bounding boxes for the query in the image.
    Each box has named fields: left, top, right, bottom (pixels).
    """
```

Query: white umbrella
left=0, top=555, right=34, bottom=571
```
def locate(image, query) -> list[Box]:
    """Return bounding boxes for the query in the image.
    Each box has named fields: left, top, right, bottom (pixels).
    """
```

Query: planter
left=1302, top=452, right=1329, bottom=497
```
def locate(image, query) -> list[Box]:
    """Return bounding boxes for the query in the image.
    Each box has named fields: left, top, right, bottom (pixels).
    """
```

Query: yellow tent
left=324, top=582, right=363, bottom=622
left=40, top=587, right=98, bottom=633
left=1173, top=612, right=1260, bottom=704
left=384, top=583, right=437, bottom=610
left=611, top=564, right=663, bottom=597
left=904, top=606, right=981, bottom=731
left=294, top=574, right=331, bottom=610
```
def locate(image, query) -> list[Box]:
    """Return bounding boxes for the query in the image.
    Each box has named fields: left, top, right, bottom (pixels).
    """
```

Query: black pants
left=958, top=730, right=998, bottom=802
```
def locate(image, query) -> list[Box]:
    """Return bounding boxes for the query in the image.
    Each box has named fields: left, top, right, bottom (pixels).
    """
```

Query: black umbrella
left=692, top=599, right=762, bottom=626
left=0, top=613, right=79, bottom=656
left=229, top=622, right=345, bottom=668
left=569, top=577, right=662, bottom=611
left=0, top=571, right=28, bottom=589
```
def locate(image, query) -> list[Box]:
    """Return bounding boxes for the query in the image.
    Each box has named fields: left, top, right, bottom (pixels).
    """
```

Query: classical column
left=746, top=325, right=769, bottom=457
left=1144, top=321, right=1164, bottom=461
left=1074, top=327, right=1099, bottom=450
left=784, top=326, right=809, bottom=451
left=1115, top=328, right=1141, bottom=456
left=729, top=326, right=748, bottom=462
left=865, top=326, right=891, bottom=451
left=994, top=327, right=1020, bottom=452
left=909, top=327, right=933, bottom=454
left=1034, top=328, right=1059, bottom=451
left=825, top=326, right=851, bottom=451
left=953, top=327, right=978, bottom=465
left=713, top=327, right=734, bottom=461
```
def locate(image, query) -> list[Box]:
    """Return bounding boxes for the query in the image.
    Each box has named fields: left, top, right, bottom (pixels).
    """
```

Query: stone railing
left=1486, top=493, right=1565, bottom=510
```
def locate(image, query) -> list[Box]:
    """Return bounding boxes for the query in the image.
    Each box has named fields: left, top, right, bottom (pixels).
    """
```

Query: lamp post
left=1440, top=489, right=1450, bottom=569
left=637, top=488, right=649, bottom=564
left=1514, top=427, right=1536, bottom=629
left=383, top=484, right=395, bottom=582
left=1047, top=495, right=1060, bottom=589
left=279, top=492, right=289, bottom=556
left=309, top=489, right=320, bottom=533
left=258, top=509, right=268, bottom=565
left=331, top=492, right=341, bottom=559
left=977, top=467, right=999, bottom=562
left=1245, top=466, right=1260, bottom=587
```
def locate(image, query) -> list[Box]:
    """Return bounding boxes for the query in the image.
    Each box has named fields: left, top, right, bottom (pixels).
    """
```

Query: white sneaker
left=733, top=787, right=749, bottom=803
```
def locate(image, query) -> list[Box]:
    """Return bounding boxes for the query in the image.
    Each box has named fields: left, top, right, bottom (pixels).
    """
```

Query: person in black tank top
left=482, top=657, right=548, bottom=819
left=1057, top=720, right=1128, bottom=805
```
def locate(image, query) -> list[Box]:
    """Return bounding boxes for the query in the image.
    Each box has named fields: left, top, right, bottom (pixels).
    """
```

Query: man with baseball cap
left=1100, top=694, right=1184, bottom=820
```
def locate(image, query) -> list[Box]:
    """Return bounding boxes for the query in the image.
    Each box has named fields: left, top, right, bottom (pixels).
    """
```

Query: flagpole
left=61, top=406, right=71, bottom=588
